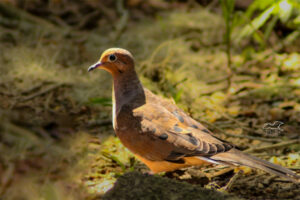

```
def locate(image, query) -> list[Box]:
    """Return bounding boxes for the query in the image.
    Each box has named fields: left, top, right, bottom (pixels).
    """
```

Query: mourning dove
left=88, top=48, right=299, bottom=183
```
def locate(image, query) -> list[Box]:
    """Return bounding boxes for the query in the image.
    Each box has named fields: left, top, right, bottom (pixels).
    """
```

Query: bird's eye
left=108, top=54, right=117, bottom=62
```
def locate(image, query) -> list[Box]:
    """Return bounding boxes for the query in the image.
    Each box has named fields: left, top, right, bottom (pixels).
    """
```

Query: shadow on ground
left=102, top=172, right=240, bottom=200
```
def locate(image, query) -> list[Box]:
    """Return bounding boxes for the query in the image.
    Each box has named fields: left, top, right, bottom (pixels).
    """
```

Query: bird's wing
left=143, top=88, right=214, bottom=131
left=133, top=102, right=232, bottom=162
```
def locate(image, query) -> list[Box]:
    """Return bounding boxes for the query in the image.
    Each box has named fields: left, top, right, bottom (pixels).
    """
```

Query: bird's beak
left=88, top=62, right=102, bottom=72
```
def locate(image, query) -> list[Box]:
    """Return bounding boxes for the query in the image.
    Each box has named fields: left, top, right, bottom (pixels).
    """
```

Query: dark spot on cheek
left=191, top=125, right=198, bottom=129
left=202, top=129, right=210, bottom=133
left=158, top=133, right=168, bottom=140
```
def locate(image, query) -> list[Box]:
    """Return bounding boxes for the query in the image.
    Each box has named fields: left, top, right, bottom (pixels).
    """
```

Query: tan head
left=88, top=48, right=135, bottom=76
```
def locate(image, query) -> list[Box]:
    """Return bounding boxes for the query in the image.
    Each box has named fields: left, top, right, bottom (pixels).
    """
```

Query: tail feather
left=210, top=149, right=300, bottom=183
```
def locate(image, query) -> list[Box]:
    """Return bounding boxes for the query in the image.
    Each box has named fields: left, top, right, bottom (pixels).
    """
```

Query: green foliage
left=220, top=0, right=236, bottom=89
left=89, top=97, right=112, bottom=107
left=220, top=0, right=236, bottom=33
left=236, top=0, right=300, bottom=47
left=102, top=152, right=126, bottom=171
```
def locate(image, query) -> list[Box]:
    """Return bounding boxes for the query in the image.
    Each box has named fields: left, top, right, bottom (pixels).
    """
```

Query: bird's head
left=88, top=48, right=135, bottom=76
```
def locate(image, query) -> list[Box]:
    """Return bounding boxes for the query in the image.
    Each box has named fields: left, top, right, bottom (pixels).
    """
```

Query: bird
left=88, top=48, right=300, bottom=183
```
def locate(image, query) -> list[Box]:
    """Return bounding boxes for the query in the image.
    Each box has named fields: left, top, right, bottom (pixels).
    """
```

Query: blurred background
left=0, top=0, right=299, bottom=199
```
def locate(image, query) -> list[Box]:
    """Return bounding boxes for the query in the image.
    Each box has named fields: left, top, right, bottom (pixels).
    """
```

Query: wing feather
left=133, top=102, right=232, bottom=162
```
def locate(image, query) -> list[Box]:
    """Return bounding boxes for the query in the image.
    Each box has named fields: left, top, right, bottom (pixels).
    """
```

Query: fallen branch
left=244, top=139, right=300, bottom=153
left=203, top=103, right=269, bottom=137
left=20, top=82, right=53, bottom=95
left=200, top=119, right=281, bottom=142
left=205, top=167, right=234, bottom=179
left=219, top=111, right=263, bottom=135
left=205, top=75, right=231, bottom=84
left=20, top=83, right=67, bottom=102
left=203, top=165, right=228, bottom=172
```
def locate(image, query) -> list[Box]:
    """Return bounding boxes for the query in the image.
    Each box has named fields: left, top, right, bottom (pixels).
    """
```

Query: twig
left=113, top=0, right=129, bottom=41
left=205, top=167, right=234, bottom=178
left=203, top=103, right=266, bottom=136
left=244, top=139, right=300, bottom=153
left=98, top=3, right=116, bottom=20
left=205, top=75, right=231, bottom=84
left=221, top=132, right=280, bottom=142
left=200, top=119, right=281, bottom=142
left=206, top=0, right=219, bottom=11
left=1, top=121, right=40, bottom=143
left=288, top=167, right=300, bottom=170
left=20, top=83, right=66, bottom=102
left=48, top=15, right=71, bottom=28
left=199, top=85, right=229, bottom=96
left=20, top=82, right=51, bottom=95
left=203, top=165, right=228, bottom=172
left=236, top=174, right=264, bottom=184
left=76, top=10, right=101, bottom=29
left=219, top=111, right=263, bottom=135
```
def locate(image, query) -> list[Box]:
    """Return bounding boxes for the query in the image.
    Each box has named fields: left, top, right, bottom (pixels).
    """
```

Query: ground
left=0, top=2, right=300, bottom=200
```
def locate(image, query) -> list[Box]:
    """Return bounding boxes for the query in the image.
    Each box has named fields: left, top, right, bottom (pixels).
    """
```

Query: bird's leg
left=220, top=169, right=243, bottom=192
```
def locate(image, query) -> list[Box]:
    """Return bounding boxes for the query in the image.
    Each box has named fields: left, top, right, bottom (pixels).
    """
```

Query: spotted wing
left=133, top=103, right=232, bottom=162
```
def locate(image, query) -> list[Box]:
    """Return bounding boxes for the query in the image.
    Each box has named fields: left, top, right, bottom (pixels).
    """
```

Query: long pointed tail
left=211, top=149, right=300, bottom=183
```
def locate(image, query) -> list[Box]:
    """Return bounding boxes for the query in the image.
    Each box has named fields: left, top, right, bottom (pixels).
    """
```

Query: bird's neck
left=112, top=71, right=145, bottom=120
